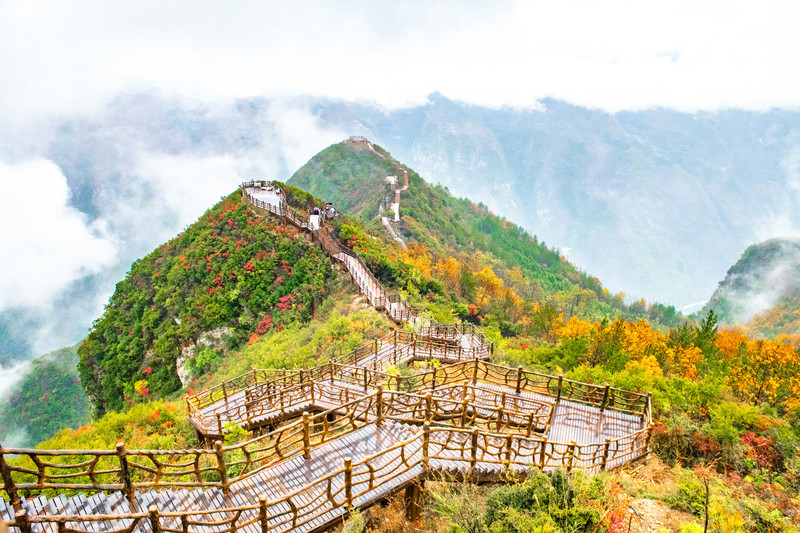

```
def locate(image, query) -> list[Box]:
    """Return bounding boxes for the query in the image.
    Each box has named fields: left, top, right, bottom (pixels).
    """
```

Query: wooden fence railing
left=187, top=354, right=649, bottom=439
left=186, top=327, right=493, bottom=420
left=1, top=417, right=651, bottom=533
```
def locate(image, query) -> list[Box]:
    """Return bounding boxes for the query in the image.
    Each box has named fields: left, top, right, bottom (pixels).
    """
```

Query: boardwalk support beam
left=405, top=482, right=423, bottom=521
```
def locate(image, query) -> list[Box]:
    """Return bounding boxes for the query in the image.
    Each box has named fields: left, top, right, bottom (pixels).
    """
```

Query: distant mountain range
left=3, top=91, right=800, bottom=362
left=310, top=94, right=800, bottom=310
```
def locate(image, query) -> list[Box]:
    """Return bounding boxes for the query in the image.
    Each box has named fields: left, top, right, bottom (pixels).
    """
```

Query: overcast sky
left=2, top=0, right=800, bottom=122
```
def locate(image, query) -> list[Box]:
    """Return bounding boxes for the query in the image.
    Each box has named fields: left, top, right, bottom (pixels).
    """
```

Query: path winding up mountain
left=0, top=181, right=654, bottom=533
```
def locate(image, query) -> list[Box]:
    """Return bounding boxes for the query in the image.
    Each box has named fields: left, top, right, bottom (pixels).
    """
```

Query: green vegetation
left=78, top=191, right=338, bottom=416
left=706, top=238, right=800, bottom=335
left=14, top=140, right=800, bottom=530
left=0, top=345, right=89, bottom=446
left=290, top=141, right=681, bottom=330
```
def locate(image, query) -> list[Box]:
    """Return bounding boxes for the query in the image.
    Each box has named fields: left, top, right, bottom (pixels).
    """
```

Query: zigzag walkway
left=0, top=180, right=654, bottom=533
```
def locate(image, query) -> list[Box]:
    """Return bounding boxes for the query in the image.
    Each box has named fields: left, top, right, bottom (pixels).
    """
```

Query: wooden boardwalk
left=0, top=181, right=654, bottom=533
left=1, top=415, right=648, bottom=533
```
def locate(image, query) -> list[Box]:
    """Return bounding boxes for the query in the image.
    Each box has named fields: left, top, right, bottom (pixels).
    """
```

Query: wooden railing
left=188, top=354, right=649, bottom=439
left=1, top=387, right=651, bottom=497
left=185, top=327, right=494, bottom=427
left=1, top=418, right=651, bottom=533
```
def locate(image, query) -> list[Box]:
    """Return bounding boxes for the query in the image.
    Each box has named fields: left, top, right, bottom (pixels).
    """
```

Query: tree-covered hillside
left=290, top=140, right=680, bottom=328
left=0, top=345, right=89, bottom=446
left=78, top=191, right=338, bottom=417
left=706, top=238, right=800, bottom=336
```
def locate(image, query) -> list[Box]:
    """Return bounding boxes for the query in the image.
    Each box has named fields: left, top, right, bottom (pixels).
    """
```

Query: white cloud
left=268, top=103, right=351, bottom=172
left=0, top=159, right=117, bottom=310
left=1, top=0, right=800, bottom=121
left=133, top=154, right=248, bottom=228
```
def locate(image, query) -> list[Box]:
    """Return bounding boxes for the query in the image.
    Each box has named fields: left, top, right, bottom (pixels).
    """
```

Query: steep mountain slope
left=0, top=344, right=89, bottom=446
left=78, top=191, right=339, bottom=416
left=290, top=139, right=679, bottom=326
left=706, top=238, right=800, bottom=335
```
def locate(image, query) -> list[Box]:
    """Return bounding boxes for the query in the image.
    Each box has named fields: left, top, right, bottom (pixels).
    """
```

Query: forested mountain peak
left=707, top=237, right=800, bottom=337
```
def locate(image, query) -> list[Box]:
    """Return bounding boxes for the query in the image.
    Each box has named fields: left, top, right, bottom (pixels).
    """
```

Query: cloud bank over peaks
left=0, top=159, right=117, bottom=311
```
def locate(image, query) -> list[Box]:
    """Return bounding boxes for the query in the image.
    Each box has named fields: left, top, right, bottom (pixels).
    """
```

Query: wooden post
left=600, top=383, right=610, bottom=412
left=566, top=441, right=576, bottom=473
left=344, top=458, right=353, bottom=510
left=515, top=366, right=523, bottom=394
left=253, top=368, right=258, bottom=384
left=422, top=422, right=431, bottom=472
left=310, top=381, right=316, bottom=405
left=432, top=367, right=437, bottom=390
left=222, top=381, right=228, bottom=404
left=330, top=360, right=335, bottom=383
left=376, top=386, right=384, bottom=426
left=149, top=506, right=161, bottom=533
left=216, top=413, right=223, bottom=436
left=0, top=444, right=21, bottom=509
left=461, top=395, right=469, bottom=428
left=15, top=509, right=31, bottom=533
left=539, top=438, right=547, bottom=469
left=496, top=407, right=504, bottom=432
left=644, top=424, right=654, bottom=453
left=363, top=367, right=368, bottom=391
left=259, top=497, right=269, bottom=533
left=526, top=412, right=535, bottom=437
left=425, top=393, right=433, bottom=422
left=302, top=412, right=311, bottom=459
left=214, top=440, right=229, bottom=493
left=116, top=442, right=134, bottom=502
left=601, top=438, right=611, bottom=471
left=504, top=434, right=513, bottom=474
left=556, top=374, right=563, bottom=403
left=245, top=389, right=253, bottom=428
left=470, top=428, right=479, bottom=473
left=396, top=375, right=402, bottom=392
left=472, top=358, right=479, bottom=384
